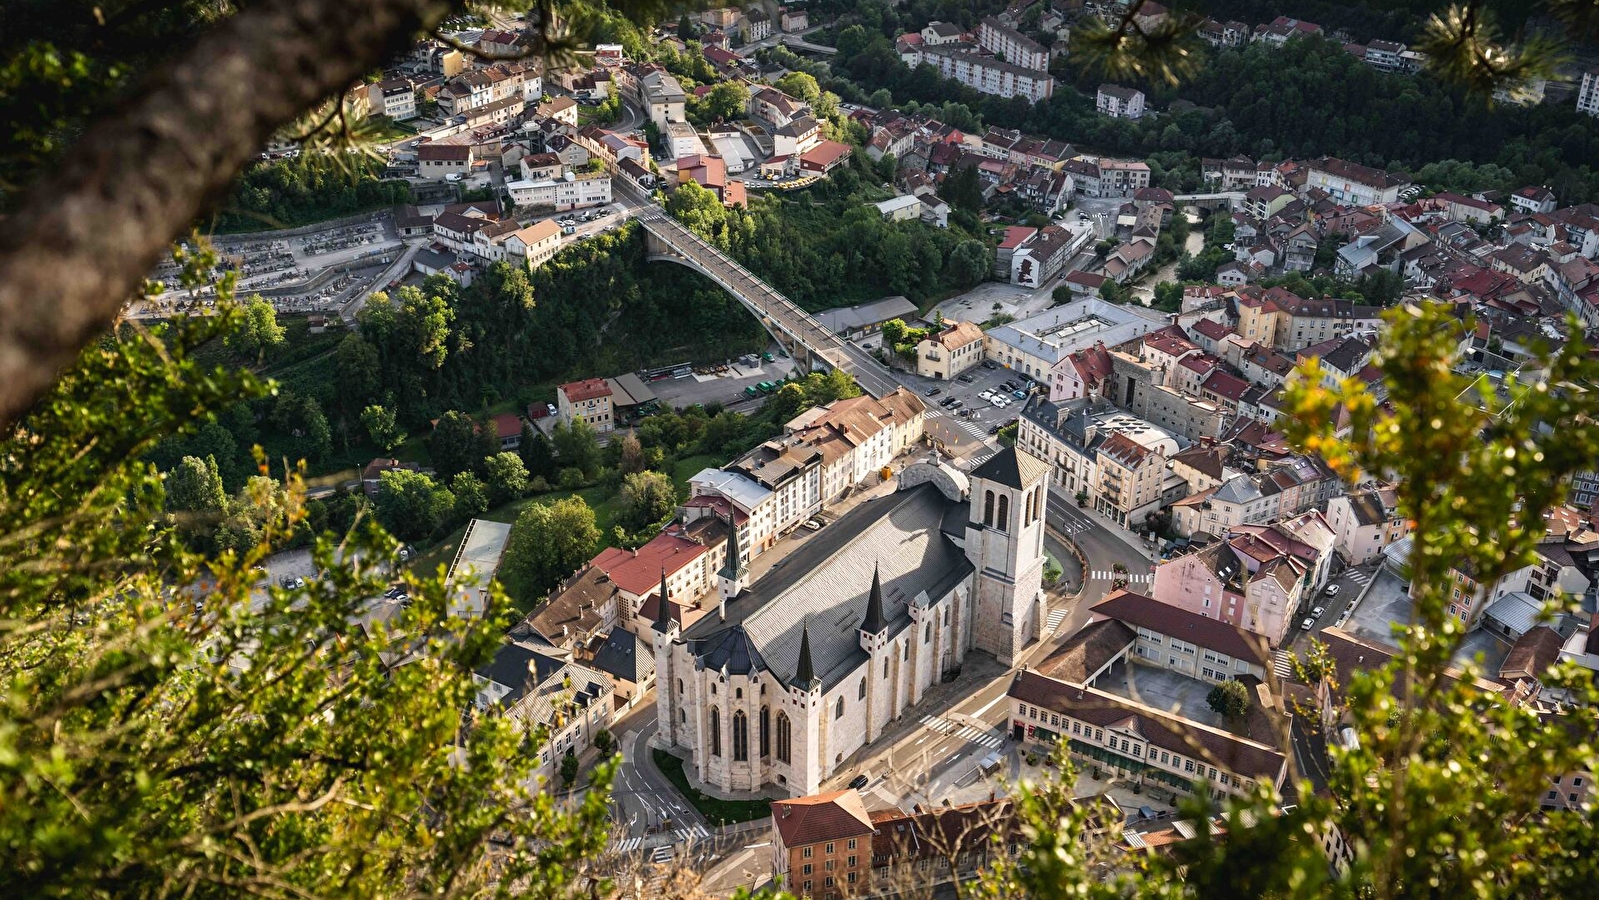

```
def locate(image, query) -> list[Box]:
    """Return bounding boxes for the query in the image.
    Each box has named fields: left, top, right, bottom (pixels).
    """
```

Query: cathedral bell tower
left=964, top=446, right=1049, bottom=665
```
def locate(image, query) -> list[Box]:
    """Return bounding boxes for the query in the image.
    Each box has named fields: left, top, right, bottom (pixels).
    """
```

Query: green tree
left=946, top=239, right=990, bottom=288
left=938, top=164, right=983, bottom=213
left=677, top=12, right=696, bottom=42
left=484, top=451, right=529, bottom=505
left=775, top=71, right=822, bottom=104
left=1152, top=280, right=1183, bottom=311
left=551, top=418, right=603, bottom=481
left=560, top=749, right=579, bottom=787
left=430, top=410, right=492, bottom=480
left=519, top=427, right=556, bottom=480
left=593, top=728, right=614, bottom=757
left=617, top=432, right=646, bottom=475
left=696, top=81, right=749, bottom=123
left=619, top=470, right=676, bottom=530
left=374, top=469, right=454, bottom=541
left=164, top=455, right=227, bottom=516
left=501, top=496, right=600, bottom=602
left=880, top=318, right=909, bottom=347
left=450, top=470, right=489, bottom=520
left=270, top=392, right=332, bottom=463
left=360, top=403, right=402, bottom=453
left=1205, top=678, right=1251, bottom=720
left=224, top=294, right=286, bottom=359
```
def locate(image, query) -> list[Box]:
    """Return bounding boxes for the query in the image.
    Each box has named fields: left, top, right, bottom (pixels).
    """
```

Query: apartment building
left=915, top=320, right=985, bottom=380
left=368, top=79, right=417, bottom=121
left=1325, top=487, right=1411, bottom=565
left=1578, top=67, right=1599, bottom=117
left=1010, top=671, right=1288, bottom=797
left=978, top=16, right=1049, bottom=71
left=556, top=377, right=614, bottom=432
left=1096, top=84, right=1146, bottom=119
left=473, top=642, right=614, bottom=785
left=770, top=790, right=876, bottom=900
left=908, top=45, right=1055, bottom=102
left=417, top=143, right=473, bottom=178
left=506, top=171, right=613, bottom=211
left=1304, top=156, right=1412, bottom=206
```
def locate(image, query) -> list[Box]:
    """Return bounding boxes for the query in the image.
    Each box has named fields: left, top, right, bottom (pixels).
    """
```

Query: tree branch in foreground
left=0, top=0, right=463, bottom=428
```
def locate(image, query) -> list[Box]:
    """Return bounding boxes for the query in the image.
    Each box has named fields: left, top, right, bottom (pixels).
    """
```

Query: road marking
left=1271, top=650, right=1295, bottom=680
left=973, top=693, right=1006, bottom=717
left=919, top=714, right=1002, bottom=749
left=1045, top=608, right=1070, bottom=633
left=1089, top=569, right=1153, bottom=583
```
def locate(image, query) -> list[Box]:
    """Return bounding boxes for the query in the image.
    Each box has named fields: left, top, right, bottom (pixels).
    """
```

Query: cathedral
left=652, top=446, right=1051, bottom=797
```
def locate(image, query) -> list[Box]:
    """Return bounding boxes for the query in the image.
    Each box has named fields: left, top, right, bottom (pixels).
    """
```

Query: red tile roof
left=492, top=413, right=524, bottom=440
left=590, top=530, right=710, bottom=596
left=772, top=789, right=875, bottom=847
left=559, top=377, right=612, bottom=402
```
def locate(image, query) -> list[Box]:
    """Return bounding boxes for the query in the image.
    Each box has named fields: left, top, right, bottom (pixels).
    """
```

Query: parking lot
left=849, top=345, right=1039, bottom=455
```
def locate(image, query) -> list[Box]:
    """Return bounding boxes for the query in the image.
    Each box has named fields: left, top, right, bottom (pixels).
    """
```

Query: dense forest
left=821, top=17, right=1599, bottom=204
left=215, top=154, right=412, bottom=232
left=148, top=224, right=768, bottom=489
left=666, top=163, right=992, bottom=310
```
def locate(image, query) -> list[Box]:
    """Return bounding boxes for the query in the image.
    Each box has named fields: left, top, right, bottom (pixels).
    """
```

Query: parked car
left=1311, top=606, right=1326, bottom=619
left=988, top=424, right=1001, bottom=435
left=983, top=361, right=997, bottom=370
left=979, top=390, right=995, bottom=401
left=940, top=396, right=958, bottom=408
left=847, top=773, right=869, bottom=790
left=990, top=397, right=1008, bottom=408
left=800, top=519, right=823, bottom=532
left=949, top=399, right=964, bottom=409
left=924, top=387, right=941, bottom=397
left=1012, top=390, right=1028, bottom=399
left=1300, top=617, right=1316, bottom=631
left=957, top=373, right=975, bottom=383
left=1326, top=584, right=1341, bottom=596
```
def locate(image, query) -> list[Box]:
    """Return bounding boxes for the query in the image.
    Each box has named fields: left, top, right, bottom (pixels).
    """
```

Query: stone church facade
left=652, top=447, right=1050, bottom=797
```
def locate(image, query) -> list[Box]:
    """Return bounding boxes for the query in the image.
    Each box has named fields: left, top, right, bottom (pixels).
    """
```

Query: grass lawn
left=670, top=454, right=721, bottom=494
left=652, top=749, right=771, bottom=826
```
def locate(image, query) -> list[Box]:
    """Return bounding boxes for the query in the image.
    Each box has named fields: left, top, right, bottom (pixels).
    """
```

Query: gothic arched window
left=997, top=493, right=1010, bottom=532
left=760, top=707, right=771, bottom=758
left=709, top=707, right=722, bottom=757
left=776, top=712, right=792, bottom=764
left=733, top=710, right=749, bottom=762
left=983, top=490, right=995, bottom=526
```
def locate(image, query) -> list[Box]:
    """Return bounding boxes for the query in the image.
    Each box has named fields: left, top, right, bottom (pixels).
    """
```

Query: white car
left=1311, top=606, right=1325, bottom=619
left=978, top=390, right=995, bottom=401
left=1300, top=617, right=1316, bottom=631
left=991, top=396, right=1008, bottom=408
left=1326, top=584, right=1341, bottom=596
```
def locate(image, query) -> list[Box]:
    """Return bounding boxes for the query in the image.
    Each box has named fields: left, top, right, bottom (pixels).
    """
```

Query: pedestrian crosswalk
left=1271, top=650, right=1295, bottom=680
left=610, top=823, right=711, bottom=855
left=919, top=714, right=1004, bottom=749
left=1343, top=569, right=1371, bottom=585
left=1045, top=607, right=1069, bottom=633
left=925, top=408, right=994, bottom=440
left=967, top=451, right=995, bottom=468
left=1088, top=569, right=1153, bottom=583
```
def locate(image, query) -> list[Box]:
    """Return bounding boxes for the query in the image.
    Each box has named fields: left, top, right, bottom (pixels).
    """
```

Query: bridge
left=1173, top=191, right=1246, bottom=212
left=632, top=206, right=901, bottom=398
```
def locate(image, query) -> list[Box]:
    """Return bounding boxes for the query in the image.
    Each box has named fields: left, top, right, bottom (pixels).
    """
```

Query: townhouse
left=556, top=377, right=614, bottom=432
left=473, top=642, right=614, bottom=785
left=1009, top=671, right=1288, bottom=798
left=915, top=320, right=985, bottom=380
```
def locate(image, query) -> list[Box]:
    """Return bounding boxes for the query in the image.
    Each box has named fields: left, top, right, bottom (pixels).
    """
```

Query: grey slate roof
left=969, top=446, right=1049, bottom=490
left=681, top=483, right=974, bottom=690
left=591, top=628, right=655, bottom=685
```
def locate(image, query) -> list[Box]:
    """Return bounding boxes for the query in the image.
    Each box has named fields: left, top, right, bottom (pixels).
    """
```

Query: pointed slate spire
left=793, top=617, right=817, bottom=688
left=652, top=567, right=674, bottom=633
left=718, top=513, right=746, bottom=581
left=861, top=563, right=888, bottom=635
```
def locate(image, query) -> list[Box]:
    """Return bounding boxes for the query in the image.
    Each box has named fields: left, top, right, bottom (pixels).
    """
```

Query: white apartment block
left=1580, top=68, right=1599, bottom=118
left=910, top=46, right=1055, bottom=102
left=978, top=17, right=1049, bottom=72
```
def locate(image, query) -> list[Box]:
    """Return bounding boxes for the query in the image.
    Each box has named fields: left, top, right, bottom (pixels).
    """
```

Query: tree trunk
left=0, top=0, right=462, bottom=427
